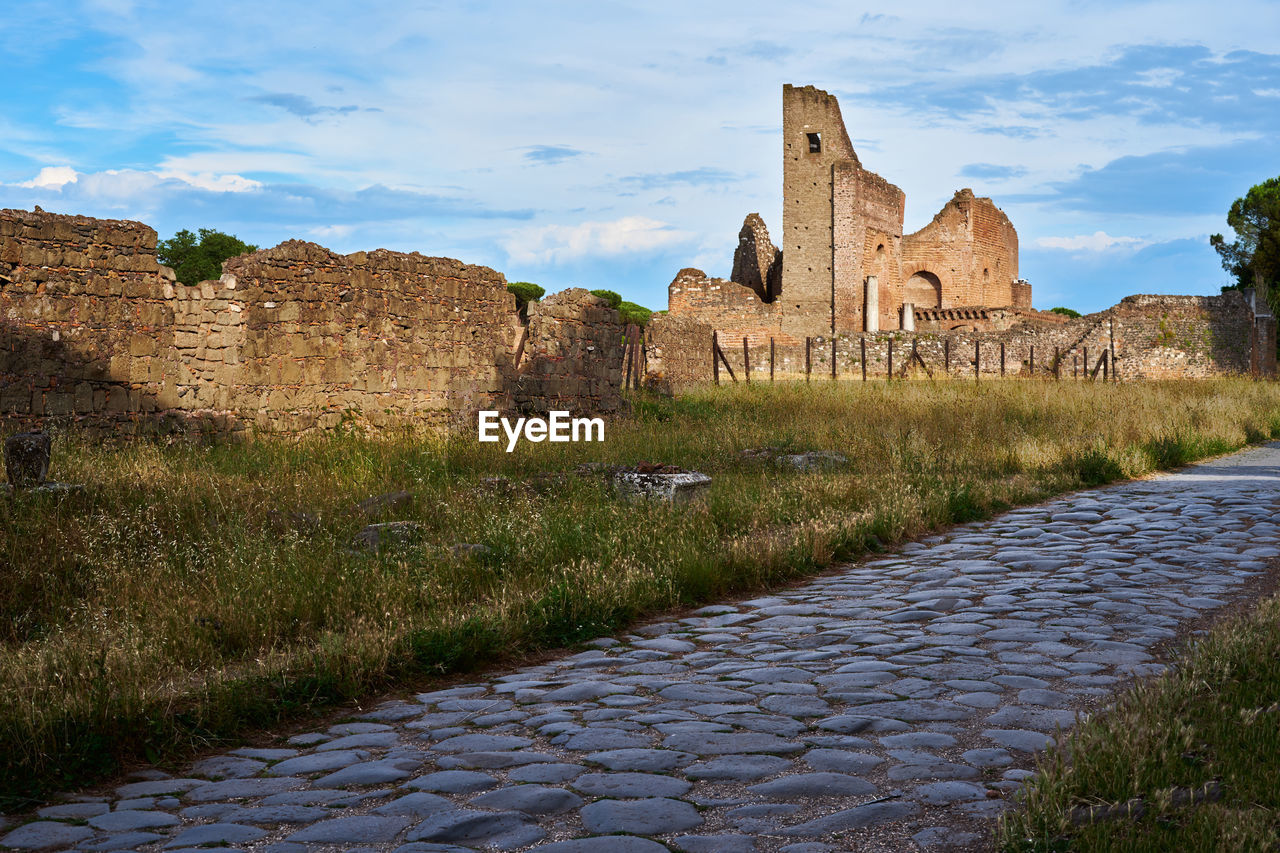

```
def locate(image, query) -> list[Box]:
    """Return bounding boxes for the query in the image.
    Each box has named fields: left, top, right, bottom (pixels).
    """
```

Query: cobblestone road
left=7, top=444, right=1280, bottom=853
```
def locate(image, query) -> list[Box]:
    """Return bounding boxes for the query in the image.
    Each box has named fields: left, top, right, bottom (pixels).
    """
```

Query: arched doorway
left=904, top=271, right=942, bottom=309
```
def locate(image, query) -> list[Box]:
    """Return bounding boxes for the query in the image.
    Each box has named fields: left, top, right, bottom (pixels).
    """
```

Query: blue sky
left=2, top=1, right=1278, bottom=313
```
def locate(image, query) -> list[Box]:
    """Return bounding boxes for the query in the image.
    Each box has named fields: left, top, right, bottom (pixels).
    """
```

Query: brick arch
left=902, top=269, right=942, bottom=310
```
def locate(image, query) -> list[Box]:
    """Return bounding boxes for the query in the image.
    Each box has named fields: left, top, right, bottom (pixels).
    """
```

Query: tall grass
left=2, top=379, right=1279, bottom=805
left=999, top=593, right=1280, bottom=851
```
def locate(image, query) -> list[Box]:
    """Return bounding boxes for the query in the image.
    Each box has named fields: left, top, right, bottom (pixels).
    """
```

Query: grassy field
left=3, top=379, right=1280, bottom=806
left=999, top=587, right=1280, bottom=851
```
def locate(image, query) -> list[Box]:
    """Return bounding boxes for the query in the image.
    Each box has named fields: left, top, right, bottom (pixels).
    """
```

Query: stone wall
left=644, top=313, right=713, bottom=393
left=0, top=207, right=178, bottom=432
left=512, top=288, right=624, bottom=415
left=0, top=208, right=625, bottom=435
left=730, top=214, right=781, bottom=303
left=649, top=292, right=1271, bottom=384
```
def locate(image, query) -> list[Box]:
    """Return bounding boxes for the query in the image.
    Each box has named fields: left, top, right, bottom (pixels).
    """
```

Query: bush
left=507, top=281, right=545, bottom=305
left=1050, top=306, right=1082, bottom=319
left=619, top=301, right=653, bottom=327
left=590, top=289, right=622, bottom=310
left=158, top=228, right=258, bottom=286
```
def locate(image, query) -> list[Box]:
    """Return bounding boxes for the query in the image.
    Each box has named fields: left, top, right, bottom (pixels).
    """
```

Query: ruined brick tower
left=781, top=83, right=1024, bottom=336
left=667, top=84, right=1028, bottom=342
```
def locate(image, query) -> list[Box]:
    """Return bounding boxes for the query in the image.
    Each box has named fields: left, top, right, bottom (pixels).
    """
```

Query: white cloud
left=502, top=217, right=692, bottom=265
left=18, top=166, right=78, bottom=189
left=309, top=224, right=354, bottom=239
left=155, top=170, right=262, bottom=192
left=1035, top=231, right=1146, bottom=251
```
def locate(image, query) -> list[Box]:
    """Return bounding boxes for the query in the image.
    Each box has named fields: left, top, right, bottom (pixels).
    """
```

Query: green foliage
left=506, top=281, right=545, bottom=305
left=1211, top=176, right=1280, bottom=307
left=589, top=289, right=622, bottom=309
left=157, top=228, right=258, bottom=286
left=1050, top=306, right=1082, bottom=319
left=618, top=300, right=653, bottom=327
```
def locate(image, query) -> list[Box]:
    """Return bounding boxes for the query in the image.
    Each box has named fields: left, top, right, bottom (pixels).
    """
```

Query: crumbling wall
left=0, top=208, right=628, bottom=435
left=900, top=190, right=1019, bottom=313
left=730, top=214, right=781, bottom=302
left=644, top=313, right=713, bottom=393
left=667, top=267, right=788, bottom=346
left=0, top=208, right=179, bottom=432
left=512, top=288, right=624, bottom=415
left=203, top=241, right=522, bottom=433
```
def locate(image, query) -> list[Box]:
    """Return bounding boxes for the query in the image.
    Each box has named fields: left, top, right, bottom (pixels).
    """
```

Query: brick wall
left=900, top=190, right=1018, bottom=313
left=0, top=208, right=625, bottom=434
left=667, top=268, right=789, bottom=346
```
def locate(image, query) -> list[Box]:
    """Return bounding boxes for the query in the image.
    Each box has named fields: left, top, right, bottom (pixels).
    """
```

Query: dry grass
left=2, top=378, right=1280, bottom=805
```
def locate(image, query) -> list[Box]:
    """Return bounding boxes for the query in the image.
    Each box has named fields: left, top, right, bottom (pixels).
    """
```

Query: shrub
left=590, top=289, right=622, bottom=310
left=619, top=301, right=653, bottom=327
left=1050, top=306, right=1082, bottom=319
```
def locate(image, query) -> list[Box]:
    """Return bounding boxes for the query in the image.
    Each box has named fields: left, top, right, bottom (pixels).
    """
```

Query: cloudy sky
left=2, top=1, right=1278, bottom=313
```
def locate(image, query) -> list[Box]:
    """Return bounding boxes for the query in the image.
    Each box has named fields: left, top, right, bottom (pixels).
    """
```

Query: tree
left=157, top=228, right=258, bottom=286
left=506, top=281, right=545, bottom=305
left=1211, top=177, right=1280, bottom=307
left=1050, top=306, right=1081, bottom=319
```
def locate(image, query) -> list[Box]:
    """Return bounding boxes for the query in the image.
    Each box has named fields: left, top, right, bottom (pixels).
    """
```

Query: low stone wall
left=652, top=292, right=1271, bottom=383
left=0, top=208, right=626, bottom=435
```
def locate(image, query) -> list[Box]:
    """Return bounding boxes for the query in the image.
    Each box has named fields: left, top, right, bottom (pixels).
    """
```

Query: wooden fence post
left=713, top=330, right=720, bottom=385
left=974, top=340, right=980, bottom=381
left=1030, top=344, right=1035, bottom=376
left=831, top=337, right=837, bottom=380
left=711, top=327, right=721, bottom=384
left=888, top=338, right=894, bottom=381
left=944, top=338, right=950, bottom=375
left=805, top=337, right=811, bottom=382
left=1083, top=347, right=1088, bottom=380
left=1054, top=346, right=1060, bottom=380
left=770, top=338, right=775, bottom=383
left=743, top=336, right=751, bottom=384
left=861, top=338, right=867, bottom=381
left=1000, top=341, right=1006, bottom=377
left=623, top=326, right=634, bottom=391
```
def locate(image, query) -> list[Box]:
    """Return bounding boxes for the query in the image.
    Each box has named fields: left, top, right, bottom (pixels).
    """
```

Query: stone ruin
left=642, top=83, right=1277, bottom=389
left=0, top=207, right=626, bottom=436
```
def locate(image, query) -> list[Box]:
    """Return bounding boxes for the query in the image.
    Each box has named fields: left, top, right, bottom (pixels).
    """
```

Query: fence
left=710, top=331, right=1115, bottom=385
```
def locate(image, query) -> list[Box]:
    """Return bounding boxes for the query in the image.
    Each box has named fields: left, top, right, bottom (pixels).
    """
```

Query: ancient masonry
left=0, top=208, right=623, bottom=435
left=644, top=83, right=1276, bottom=387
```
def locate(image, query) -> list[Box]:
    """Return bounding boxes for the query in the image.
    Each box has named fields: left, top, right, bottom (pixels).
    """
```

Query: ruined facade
left=0, top=208, right=624, bottom=435
left=669, top=84, right=1027, bottom=342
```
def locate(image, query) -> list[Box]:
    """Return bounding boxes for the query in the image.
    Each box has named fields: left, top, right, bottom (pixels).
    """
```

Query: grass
left=2, top=379, right=1280, bottom=807
left=998, top=590, right=1280, bottom=851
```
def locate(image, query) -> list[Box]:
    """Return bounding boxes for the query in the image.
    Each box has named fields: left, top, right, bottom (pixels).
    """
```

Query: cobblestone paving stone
left=7, top=445, right=1280, bottom=852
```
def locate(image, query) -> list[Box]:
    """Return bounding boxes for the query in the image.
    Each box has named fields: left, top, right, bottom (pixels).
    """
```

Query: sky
left=2, top=1, right=1278, bottom=314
